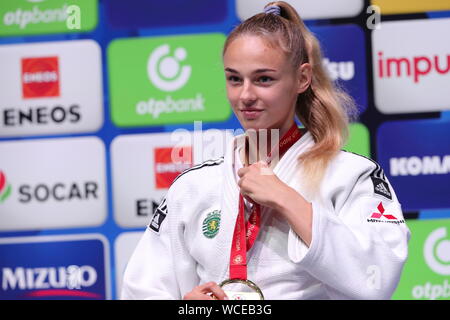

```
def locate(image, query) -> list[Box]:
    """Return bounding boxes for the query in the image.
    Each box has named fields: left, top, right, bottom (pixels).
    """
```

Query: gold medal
left=219, top=279, right=264, bottom=300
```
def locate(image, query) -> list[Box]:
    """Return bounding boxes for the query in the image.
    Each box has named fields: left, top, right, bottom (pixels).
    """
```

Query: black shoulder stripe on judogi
left=342, top=150, right=392, bottom=200
left=149, top=197, right=167, bottom=233
left=170, top=157, right=224, bottom=186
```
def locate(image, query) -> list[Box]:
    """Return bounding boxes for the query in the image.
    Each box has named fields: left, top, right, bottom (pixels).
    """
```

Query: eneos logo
left=22, top=56, right=60, bottom=99
left=0, top=171, right=12, bottom=203
left=108, top=34, right=230, bottom=127
left=147, top=45, right=191, bottom=92
left=111, top=131, right=232, bottom=228
left=154, top=146, right=192, bottom=189
left=0, top=40, right=103, bottom=138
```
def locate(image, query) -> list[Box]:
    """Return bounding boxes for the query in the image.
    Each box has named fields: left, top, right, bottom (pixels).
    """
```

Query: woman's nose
left=240, top=81, right=257, bottom=105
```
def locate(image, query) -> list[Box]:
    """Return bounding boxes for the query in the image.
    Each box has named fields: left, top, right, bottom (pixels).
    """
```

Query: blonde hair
left=223, top=1, right=357, bottom=194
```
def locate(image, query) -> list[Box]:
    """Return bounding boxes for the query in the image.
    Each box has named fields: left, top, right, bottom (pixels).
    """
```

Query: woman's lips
left=241, top=109, right=263, bottom=120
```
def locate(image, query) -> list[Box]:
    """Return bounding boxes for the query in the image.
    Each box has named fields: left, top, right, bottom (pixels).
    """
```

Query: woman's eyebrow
left=224, top=67, right=277, bottom=73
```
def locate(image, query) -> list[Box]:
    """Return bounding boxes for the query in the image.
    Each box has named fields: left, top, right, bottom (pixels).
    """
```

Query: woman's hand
left=183, top=282, right=229, bottom=300
left=238, top=161, right=313, bottom=246
left=237, top=161, right=290, bottom=209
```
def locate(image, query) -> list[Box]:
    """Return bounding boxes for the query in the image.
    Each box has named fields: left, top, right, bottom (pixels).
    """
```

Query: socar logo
left=424, top=227, right=450, bottom=275
left=147, top=44, right=191, bottom=92
left=0, top=171, right=12, bottom=203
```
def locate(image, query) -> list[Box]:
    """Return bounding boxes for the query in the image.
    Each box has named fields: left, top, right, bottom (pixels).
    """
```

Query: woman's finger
left=208, top=283, right=229, bottom=300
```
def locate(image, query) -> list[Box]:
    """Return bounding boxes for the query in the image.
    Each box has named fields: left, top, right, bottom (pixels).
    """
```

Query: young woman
left=122, top=1, right=410, bottom=300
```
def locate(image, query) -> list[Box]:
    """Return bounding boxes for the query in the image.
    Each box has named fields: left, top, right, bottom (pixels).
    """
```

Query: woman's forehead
left=224, top=35, right=289, bottom=69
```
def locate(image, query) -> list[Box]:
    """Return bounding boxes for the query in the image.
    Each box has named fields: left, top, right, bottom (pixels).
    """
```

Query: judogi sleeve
left=121, top=187, right=199, bottom=299
left=287, top=155, right=411, bottom=300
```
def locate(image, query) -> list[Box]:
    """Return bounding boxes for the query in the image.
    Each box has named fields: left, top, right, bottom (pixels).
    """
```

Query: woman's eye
left=227, top=76, right=241, bottom=83
left=257, top=76, right=273, bottom=84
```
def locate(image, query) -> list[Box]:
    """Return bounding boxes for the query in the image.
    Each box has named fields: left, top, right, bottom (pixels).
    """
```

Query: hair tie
left=264, top=5, right=281, bottom=16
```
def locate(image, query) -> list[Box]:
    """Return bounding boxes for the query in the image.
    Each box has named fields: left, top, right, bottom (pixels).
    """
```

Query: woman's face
left=223, top=35, right=310, bottom=136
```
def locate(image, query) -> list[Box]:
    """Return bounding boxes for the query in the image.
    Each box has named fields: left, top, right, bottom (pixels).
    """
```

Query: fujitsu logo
left=21, top=56, right=60, bottom=99
left=376, top=51, right=450, bottom=83
left=0, top=171, right=12, bottom=203
left=323, top=58, right=355, bottom=81
left=1, top=265, right=100, bottom=298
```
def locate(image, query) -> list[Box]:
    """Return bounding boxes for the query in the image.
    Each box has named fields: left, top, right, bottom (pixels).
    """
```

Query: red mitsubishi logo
left=370, top=202, right=397, bottom=220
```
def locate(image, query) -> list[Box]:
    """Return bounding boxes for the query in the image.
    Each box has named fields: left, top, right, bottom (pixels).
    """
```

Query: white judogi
left=121, top=131, right=410, bottom=300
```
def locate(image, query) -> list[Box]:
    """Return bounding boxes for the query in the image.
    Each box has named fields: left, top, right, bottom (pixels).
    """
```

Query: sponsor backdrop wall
left=0, top=0, right=449, bottom=300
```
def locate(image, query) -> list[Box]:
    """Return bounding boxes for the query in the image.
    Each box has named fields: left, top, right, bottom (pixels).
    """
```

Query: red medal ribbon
left=229, top=123, right=303, bottom=280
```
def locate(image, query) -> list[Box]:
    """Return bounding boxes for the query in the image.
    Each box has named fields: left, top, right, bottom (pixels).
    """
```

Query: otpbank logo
left=0, top=0, right=98, bottom=36
left=377, top=119, right=450, bottom=211
left=108, top=34, right=231, bottom=127
left=0, top=171, right=12, bottom=203
left=371, top=0, right=450, bottom=15
left=154, top=146, right=192, bottom=189
left=22, top=56, right=60, bottom=99
left=311, top=24, right=368, bottom=113
left=393, top=220, right=450, bottom=300
left=373, top=18, right=450, bottom=114
left=0, top=234, right=110, bottom=300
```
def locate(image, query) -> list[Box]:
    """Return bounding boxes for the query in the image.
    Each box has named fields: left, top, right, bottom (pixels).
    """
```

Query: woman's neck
left=240, top=120, right=297, bottom=166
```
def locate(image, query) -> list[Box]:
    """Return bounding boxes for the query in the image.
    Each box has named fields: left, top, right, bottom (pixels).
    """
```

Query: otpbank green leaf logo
left=108, top=34, right=231, bottom=127
left=0, top=171, right=12, bottom=203
left=0, top=0, right=98, bottom=36
left=393, top=219, right=450, bottom=300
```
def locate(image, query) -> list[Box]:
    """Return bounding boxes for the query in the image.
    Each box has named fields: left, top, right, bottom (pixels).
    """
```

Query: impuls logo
left=376, top=51, right=450, bottom=84
left=0, top=171, right=12, bottom=203
left=424, top=227, right=450, bottom=275
left=147, top=44, right=191, bottom=92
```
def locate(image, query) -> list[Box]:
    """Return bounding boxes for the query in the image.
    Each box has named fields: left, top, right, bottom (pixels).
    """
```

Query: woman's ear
left=297, top=63, right=312, bottom=94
